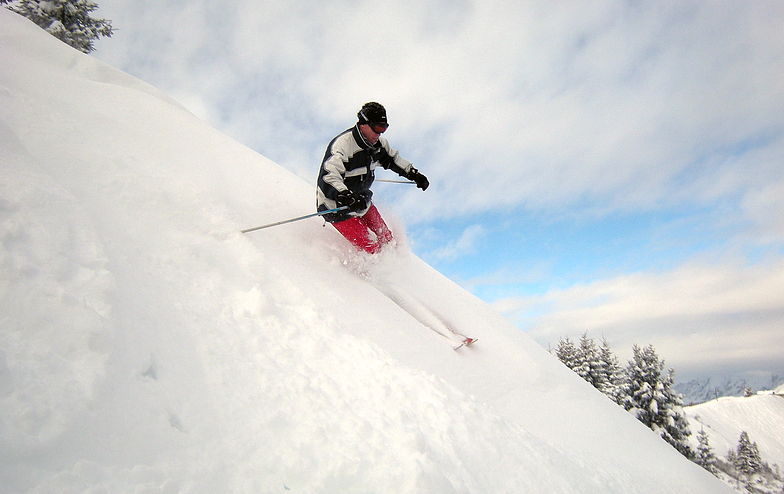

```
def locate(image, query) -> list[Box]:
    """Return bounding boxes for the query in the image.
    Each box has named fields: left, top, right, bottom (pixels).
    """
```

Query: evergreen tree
left=735, top=431, right=763, bottom=476
left=555, top=334, right=626, bottom=403
left=726, top=447, right=737, bottom=467
left=3, top=0, right=113, bottom=53
left=598, top=337, right=625, bottom=403
left=576, top=333, right=606, bottom=390
left=695, top=428, right=718, bottom=475
left=620, top=344, right=693, bottom=458
left=554, top=336, right=580, bottom=372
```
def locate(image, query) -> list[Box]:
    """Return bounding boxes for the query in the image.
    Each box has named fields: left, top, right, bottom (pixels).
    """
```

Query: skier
left=317, top=102, right=429, bottom=254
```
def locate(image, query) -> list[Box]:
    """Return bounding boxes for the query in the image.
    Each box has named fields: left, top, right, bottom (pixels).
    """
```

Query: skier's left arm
left=378, top=138, right=429, bottom=191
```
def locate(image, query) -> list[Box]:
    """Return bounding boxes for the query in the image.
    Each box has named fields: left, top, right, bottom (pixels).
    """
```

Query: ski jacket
left=317, top=124, right=412, bottom=223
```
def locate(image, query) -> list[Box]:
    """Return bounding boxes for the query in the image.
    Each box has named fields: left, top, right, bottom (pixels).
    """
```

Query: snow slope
left=686, top=395, right=784, bottom=469
left=0, top=9, right=731, bottom=493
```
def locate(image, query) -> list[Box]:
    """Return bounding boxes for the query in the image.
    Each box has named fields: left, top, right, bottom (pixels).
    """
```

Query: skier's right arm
left=321, top=150, right=348, bottom=194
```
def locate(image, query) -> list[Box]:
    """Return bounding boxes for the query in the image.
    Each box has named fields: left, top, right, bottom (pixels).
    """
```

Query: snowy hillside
left=0, top=10, right=731, bottom=493
left=686, top=394, right=784, bottom=470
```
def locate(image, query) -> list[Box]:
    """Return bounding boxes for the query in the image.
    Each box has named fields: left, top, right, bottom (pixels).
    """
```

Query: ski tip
left=453, top=337, right=477, bottom=350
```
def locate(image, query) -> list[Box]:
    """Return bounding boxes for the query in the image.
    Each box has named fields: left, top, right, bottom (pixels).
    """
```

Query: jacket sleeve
left=378, top=138, right=412, bottom=177
left=321, top=142, right=350, bottom=194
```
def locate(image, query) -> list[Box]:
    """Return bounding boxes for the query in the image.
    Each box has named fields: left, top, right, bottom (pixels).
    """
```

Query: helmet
left=357, top=102, right=387, bottom=125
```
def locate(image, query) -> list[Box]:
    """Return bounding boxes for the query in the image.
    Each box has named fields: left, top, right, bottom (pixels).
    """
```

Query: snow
left=0, top=9, right=732, bottom=493
left=686, top=395, right=784, bottom=469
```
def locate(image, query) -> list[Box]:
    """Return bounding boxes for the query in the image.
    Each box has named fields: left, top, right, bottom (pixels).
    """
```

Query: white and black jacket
left=316, top=124, right=412, bottom=223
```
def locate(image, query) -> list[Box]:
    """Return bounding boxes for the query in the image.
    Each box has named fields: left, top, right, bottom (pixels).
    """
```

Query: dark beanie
left=358, top=102, right=387, bottom=125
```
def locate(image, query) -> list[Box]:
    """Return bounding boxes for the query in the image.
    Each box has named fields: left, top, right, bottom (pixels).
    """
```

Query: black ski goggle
left=360, top=109, right=388, bottom=133
left=370, top=123, right=388, bottom=134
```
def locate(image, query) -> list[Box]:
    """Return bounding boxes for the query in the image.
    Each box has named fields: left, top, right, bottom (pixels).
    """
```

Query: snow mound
left=0, top=9, right=730, bottom=493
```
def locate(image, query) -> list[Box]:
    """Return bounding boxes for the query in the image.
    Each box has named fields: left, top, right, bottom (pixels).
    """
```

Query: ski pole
left=241, top=206, right=348, bottom=234
left=376, top=179, right=415, bottom=184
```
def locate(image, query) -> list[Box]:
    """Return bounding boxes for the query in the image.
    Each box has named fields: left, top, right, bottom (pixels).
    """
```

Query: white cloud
left=424, top=224, right=485, bottom=262
left=495, top=258, right=784, bottom=378
left=93, top=1, right=784, bottom=237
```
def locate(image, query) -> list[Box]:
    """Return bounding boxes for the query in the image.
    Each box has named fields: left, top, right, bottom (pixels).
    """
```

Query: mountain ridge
left=675, top=373, right=784, bottom=405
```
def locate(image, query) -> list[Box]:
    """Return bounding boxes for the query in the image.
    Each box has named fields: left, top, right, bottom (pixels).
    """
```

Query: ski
left=339, top=251, right=478, bottom=350
left=452, top=337, right=478, bottom=350
left=372, top=283, right=477, bottom=349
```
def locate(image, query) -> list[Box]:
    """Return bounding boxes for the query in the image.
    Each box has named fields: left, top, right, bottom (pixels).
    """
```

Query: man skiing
left=317, top=102, right=429, bottom=254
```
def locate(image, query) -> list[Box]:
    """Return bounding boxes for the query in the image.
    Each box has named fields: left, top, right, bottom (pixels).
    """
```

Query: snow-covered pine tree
left=734, top=431, right=763, bottom=476
left=2, top=0, right=113, bottom=53
left=556, top=335, right=626, bottom=403
left=554, top=336, right=580, bottom=372
left=576, top=333, right=607, bottom=390
left=726, top=448, right=737, bottom=467
left=598, top=337, right=625, bottom=403
left=620, top=344, right=693, bottom=458
left=695, top=428, right=718, bottom=475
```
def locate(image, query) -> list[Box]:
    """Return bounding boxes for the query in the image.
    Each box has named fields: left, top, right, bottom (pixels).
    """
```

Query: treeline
left=706, top=429, right=782, bottom=493
left=553, top=335, right=691, bottom=456
left=553, top=334, right=783, bottom=492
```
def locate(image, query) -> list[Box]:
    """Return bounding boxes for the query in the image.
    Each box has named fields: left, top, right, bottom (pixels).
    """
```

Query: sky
left=87, top=0, right=784, bottom=381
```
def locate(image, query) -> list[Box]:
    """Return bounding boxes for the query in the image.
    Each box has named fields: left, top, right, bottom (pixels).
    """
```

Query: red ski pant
left=331, top=204, right=393, bottom=254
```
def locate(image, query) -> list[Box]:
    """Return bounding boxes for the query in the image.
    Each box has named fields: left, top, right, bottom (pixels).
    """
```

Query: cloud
left=422, top=224, right=485, bottom=263
left=495, top=257, right=784, bottom=378
left=90, top=0, right=784, bottom=235
left=94, top=1, right=784, bottom=240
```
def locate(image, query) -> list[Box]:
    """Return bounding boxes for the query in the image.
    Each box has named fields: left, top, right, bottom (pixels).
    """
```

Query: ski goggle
left=370, top=123, right=388, bottom=134
left=360, top=109, right=388, bottom=133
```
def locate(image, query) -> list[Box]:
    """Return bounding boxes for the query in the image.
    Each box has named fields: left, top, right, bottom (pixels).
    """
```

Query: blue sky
left=88, top=0, right=784, bottom=381
left=413, top=205, right=731, bottom=298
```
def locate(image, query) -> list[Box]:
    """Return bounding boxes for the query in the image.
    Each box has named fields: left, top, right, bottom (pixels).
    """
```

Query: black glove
left=336, top=190, right=366, bottom=212
left=407, top=167, right=429, bottom=191
left=356, top=190, right=372, bottom=210
left=336, top=189, right=356, bottom=209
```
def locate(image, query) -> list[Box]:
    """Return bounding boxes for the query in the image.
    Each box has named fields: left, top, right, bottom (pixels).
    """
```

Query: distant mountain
left=674, top=372, right=784, bottom=405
